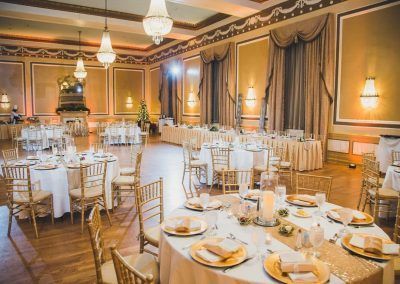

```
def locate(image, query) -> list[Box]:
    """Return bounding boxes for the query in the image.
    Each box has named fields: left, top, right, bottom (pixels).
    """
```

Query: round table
left=160, top=195, right=394, bottom=284
left=19, top=153, right=119, bottom=218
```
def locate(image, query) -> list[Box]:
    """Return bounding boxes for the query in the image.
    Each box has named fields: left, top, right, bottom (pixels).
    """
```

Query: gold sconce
left=187, top=91, right=197, bottom=107
left=0, top=91, right=10, bottom=110
left=245, top=86, right=256, bottom=107
left=126, top=96, right=133, bottom=109
left=360, top=77, right=378, bottom=109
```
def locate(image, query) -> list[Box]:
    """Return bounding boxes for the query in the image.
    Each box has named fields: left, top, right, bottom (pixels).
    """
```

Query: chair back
left=52, top=127, right=64, bottom=140
left=2, top=148, right=19, bottom=165
left=211, top=147, right=230, bottom=171
left=296, top=173, right=333, bottom=201
left=222, top=169, right=254, bottom=194
left=87, top=205, right=106, bottom=283
left=131, top=151, right=143, bottom=187
left=182, top=141, right=192, bottom=166
left=362, top=158, right=380, bottom=188
left=392, top=151, right=400, bottom=164
left=110, top=246, right=154, bottom=284
left=80, top=162, right=107, bottom=199
left=135, top=178, right=163, bottom=238
left=10, top=126, right=18, bottom=140
left=2, top=165, right=34, bottom=203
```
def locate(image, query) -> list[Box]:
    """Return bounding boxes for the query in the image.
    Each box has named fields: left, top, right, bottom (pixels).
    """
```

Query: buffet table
left=0, top=124, right=24, bottom=140
left=162, top=127, right=323, bottom=171
left=160, top=195, right=394, bottom=284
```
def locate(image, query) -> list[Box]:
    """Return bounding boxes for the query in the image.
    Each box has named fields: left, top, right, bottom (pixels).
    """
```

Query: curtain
left=263, top=14, right=334, bottom=143
left=199, top=42, right=235, bottom=126
left=159, top=58, right=183, bottom=123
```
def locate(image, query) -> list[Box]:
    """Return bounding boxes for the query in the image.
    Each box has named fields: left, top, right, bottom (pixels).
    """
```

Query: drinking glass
left=315, top=193, right=326, bottom=215
left=275, top=185, right=286, bottom=208
left=199, top=193, right=210, bottom=211
left=338, top=208, right=353, bottom=236
left=239, top=183, right=249, bottom=198
left=309, top=225, right=324, bottom=258
left=251, top=227, right=265, bottom=261
left=205, top=210, right=218, bottom=236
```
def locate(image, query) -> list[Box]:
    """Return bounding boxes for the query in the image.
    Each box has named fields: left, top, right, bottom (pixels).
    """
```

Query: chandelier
left=143, top=0, right=173, bottom=45
left=74, top=31, right=87, bottom=81
left=97, top=0, right=116, bottom=68
left=0, top=91, right=10, bottom=109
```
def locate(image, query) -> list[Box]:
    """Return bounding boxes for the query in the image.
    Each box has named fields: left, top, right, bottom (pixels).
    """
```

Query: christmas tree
left=137, top=100, right=149, bottom=123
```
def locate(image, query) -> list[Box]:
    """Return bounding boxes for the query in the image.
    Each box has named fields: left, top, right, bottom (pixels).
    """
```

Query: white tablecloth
left=160, top=195, right=394, bottom=284
left=382, top=166, right=400, bottom=192
left=28, top=155, right=119, bottom=217
left=376, top=136, right=400, bottom=173
left=159, top=118, right=174, bottom=134
left=104, top=126, right=141, bottom=144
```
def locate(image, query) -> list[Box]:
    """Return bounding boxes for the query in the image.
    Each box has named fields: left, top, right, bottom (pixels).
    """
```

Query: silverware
left=266, top=249, right=275, bottom=254
left=329, top=233, right=339, bottom=244
left=353, top=225, right=375, bottom=228
left=182, top=235, right=206, bottom=250
left=223, top=256, right=254, bottom=273
left=228, top=233, right=248, bottom=245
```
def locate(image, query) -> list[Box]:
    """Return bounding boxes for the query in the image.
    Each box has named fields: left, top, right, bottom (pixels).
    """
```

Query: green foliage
left=56, top=105, right=90, bottom=114
left=137, top=100, right=149, bottom=122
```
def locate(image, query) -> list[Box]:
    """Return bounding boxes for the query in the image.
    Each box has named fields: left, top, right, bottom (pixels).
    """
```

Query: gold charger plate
left=286, top=195, right=317, bottom=207
left=189, top=237, right=247, bottom=268
left=327, top=209, right=374, bottom=226
left=341, top=233, right=396, bottom=261
left=184, top=199, right=222, bottom=211
left=161, top=216, right=207, bottom=236
left=264, top=253, right=330, bottom=284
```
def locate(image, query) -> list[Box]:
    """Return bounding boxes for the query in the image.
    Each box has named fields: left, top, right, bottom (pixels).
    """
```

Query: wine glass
left=205, top=210, right=218, bottom=236
left=275, top=185, right=286, bottom=209
left=309, top=225, right=324, bottom=258
left=315, top=193, right=326, bottom=215
left=239, top=183, right=249, bottom=198
left=251, top=227, right=265, bottom=261
left=199, top=193, right=210, bottom=211
left=338, top=208, right=353, bottom=236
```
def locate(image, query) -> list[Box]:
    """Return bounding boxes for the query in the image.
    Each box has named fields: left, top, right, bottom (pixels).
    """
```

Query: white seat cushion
left=254, top=165, right=278, bottom=172
left=190, top=160, right=207, bottom=167
left=14, top=190, right=52, bottom=203
left=101, top=253, right=159, bottom=284
left=70, top=186, right=103, bottom=198
left=144, top=225, right=160, bottom=247
left=120, top=167, right=135, bottom=176
left=113, top=175, right=136, bottom=186
left=369, top=188, right=399, bottom=199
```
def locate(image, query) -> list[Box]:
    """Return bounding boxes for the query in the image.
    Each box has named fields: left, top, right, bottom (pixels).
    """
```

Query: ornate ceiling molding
left=147, top=0, right=344, bottom=63
left=0, top=45, right=148, bottom=65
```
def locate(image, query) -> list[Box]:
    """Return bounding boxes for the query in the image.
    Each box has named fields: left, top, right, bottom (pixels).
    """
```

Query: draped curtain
left=262, top=14, right=334, bottom=143
left=199, top=43, right=235, bottom=126
left=159, top=58, right=183, bottom=123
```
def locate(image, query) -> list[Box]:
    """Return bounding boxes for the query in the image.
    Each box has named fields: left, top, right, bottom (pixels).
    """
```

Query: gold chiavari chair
left=2, top=148, right=19, bottom=165
left=358, top=158, right=399, bottom=220
left=222, top=169, right=254, bottom=194
left=358, top=153, right=377, bottom=210
left=109, top=126, right=122, bottom=146
left=393, top=151, right=400, bottom=165
left=296, top=173, right=333, bottom=201
left=182, top=141, right=208, bottom=199
left=2, top=165, right=54, bottom=238
left=10, top=126, right=24, bottom=149
left=120, top=146, right=142, bottom=176
left=97, top=122, right=107, bottom=143
left=135, top=178, right=163, bottom=256
left=87, top=205, right=159, bottom=284
left=91, top=143, right=109, bottom=154
left=277, top=145, right=294, bottom=190
left=210, top=147, right=231, bottom=193
left=69, top=161, right=112, bottom=233
left=394, top=198, right=400, bottom=243
left=111, top=152, right=142, bottom=212
left=140, top=122, right=150, bottom=146
left=110, top=246, right=159, bottom=284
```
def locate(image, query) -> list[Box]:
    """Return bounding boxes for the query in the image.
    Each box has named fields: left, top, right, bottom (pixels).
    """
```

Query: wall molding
left=182, top=55, right=200, bottom=116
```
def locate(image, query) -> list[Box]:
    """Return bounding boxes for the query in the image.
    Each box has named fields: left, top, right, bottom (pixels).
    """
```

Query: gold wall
left=237, top=37, right=269, bottom=119
left=84, top=67, right=108, bottom=114
left=114, top=68, right=144, bottom=114
left=337, top=2, right=400, bottom=126
left=0, top=61, right=25, bottom=116
left=149, top=68, right=161, bottom=115
left=182, top=56, right=200, bottom=116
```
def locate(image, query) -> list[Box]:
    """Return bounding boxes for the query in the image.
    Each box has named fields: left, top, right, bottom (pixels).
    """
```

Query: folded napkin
left=328, top=210, right=341, bottom=219
left=196, top=249, right=223, bottom=263
left=279, top=252, right=315, bottom=273
left=352, top=210, right=366, bottom=220
left=165, top=218, right=201, bottom=233
left=203, top=239, right=241, bottom=259
left=349, top=235, right=399, bottom=255
left=188, top=197, right=221, bottom=209
left=245, top=189, right=260, bottom=198
left=288, top=272, right=318, bottom=282
left=293, top=195, right=316, bottom=205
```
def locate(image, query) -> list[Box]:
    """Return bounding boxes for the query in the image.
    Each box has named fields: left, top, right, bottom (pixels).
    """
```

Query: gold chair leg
left=8, top=206, right=13, bottom=236
left=31, top=206, right=39, bottom=239
left=69, top=196, right=74, bottom=224
left=81, top=200, right=85, bottom=234
left=50, top=196, right=55, bottom=225
left=111, top=185, right=115, bottom=213
left=103, top=195, right=112, bottom=227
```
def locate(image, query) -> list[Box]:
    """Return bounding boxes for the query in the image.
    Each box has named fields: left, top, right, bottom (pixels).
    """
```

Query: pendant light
left=143, top=0, right=173, bottom=45
left=97, top=0, right=116, bottom=68
left=74, top=31, right=87, bottom=82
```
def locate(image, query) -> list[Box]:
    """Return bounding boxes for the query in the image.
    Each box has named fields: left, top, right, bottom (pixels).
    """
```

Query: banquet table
left=17, top=153, right=119, bottom=218
left=376, top=135, right=400, bottom=173
left=104, top=125, right=141, bottom=145
left=162, top=126, right=323, bottom=171
left=382, top=165, right=400, bottom=192
left=0, top=124, right=24, bottom=140
left=160, top=195, right=394, bottom=284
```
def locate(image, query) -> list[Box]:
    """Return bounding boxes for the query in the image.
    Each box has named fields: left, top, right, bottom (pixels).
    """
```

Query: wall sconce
left=360, top=77, right=378, bottom=109
left=126, top=96, right=133, bottom=109
left=245, top=86, right=256, bottom=107
left=0, top=91, right=10, bottom=110
left=187, top=91, right=197, bottom=107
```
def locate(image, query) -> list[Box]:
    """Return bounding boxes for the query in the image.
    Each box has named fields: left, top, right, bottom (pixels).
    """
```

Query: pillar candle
left=262, top=190, right=275, bottom=221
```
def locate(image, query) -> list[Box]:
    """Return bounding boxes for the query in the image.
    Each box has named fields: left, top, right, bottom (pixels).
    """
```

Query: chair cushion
left=14, top=190, right=52, bottom=203
left=254, top=165, right=278, bottom=172
left=190, top=160, right=207, bottom=167
left=120, top=167, right=135, bottom=176
left=113, top=175, right=136, bottom=186
left=280, top=161, right=291, bottom=168
left=368, top=188, right=399, bottom=199
left=101, top=253, right=159, bottom=284
left=70, top=186, right=103, bottom=198
left=144, top=225, right=160, bottom=247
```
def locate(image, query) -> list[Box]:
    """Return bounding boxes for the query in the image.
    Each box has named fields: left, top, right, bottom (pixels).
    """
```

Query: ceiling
left=0, top=0, right=282, bottom=53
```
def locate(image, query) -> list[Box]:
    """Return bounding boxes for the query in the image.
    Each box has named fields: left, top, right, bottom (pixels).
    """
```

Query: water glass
left=239, top=183, right=249, bottom=197
left=309, top=225, right=324, bottom=258
left=205, top=210, right=218, bottom=236
left=338, top=208, right=353, bottom=236
left=275, top=185, right=286, bottom=208
left=199, top=193, right=210, bottom=210
left=315, top=193, right=326, bottom=213
left=251, top=227, right=265, bottom=261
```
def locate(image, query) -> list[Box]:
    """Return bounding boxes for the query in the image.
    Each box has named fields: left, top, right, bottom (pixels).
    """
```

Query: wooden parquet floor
left=0, top=134, right=395, bottom=283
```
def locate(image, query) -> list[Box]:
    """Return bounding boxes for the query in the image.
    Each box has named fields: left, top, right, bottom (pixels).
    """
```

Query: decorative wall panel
left=113, top=68, right=144, bottom=114
left=0, top=61, right=25, bottom=116
left=149, top=68, right=161, bottom=115
left=183, top=56, right=200, bottom=116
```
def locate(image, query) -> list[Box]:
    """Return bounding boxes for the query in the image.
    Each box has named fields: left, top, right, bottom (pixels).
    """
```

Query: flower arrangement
left=209, top=126, right=218, bottom=132
left=278, top=224, right=295, bottom=236
left=277, top=208, right=289, bottom=217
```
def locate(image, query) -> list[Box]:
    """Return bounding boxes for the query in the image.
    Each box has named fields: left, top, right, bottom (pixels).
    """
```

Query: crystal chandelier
left=74, top=31, right=87, bottom=81
left=97, top=0, right=116, bottom=69
left=143, top=0, right=173, bottom=45
left=0, top=91, right=10, bottom=109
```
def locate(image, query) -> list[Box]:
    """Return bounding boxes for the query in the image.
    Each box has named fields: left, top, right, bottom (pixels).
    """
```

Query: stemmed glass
left=251, top=226, right=265, bottom=261
left=239, top=183, right=249, bottom=198
left=338, top=208, right=353, bottom=236
left=205, top=210, right=218, bottom=236
left=275, top=185, right=286, bottom=209
left=309, top=225, right=324, bottom=258
left=315, top=193, right=326, bottom=216
left=200, top=193, right=210, bottom=211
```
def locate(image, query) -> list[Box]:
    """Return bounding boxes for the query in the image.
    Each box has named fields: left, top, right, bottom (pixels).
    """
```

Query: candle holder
left=253, top=216, right=280, bottom=227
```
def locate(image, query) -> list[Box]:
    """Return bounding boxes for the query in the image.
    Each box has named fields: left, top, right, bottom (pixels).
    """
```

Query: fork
left=228, top=233, right=248, bottom=245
